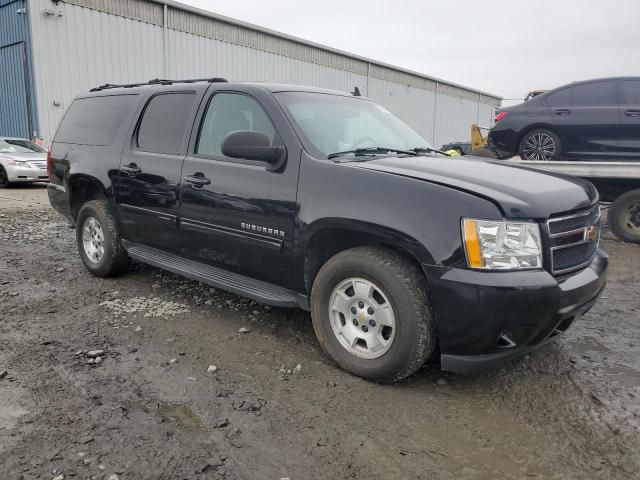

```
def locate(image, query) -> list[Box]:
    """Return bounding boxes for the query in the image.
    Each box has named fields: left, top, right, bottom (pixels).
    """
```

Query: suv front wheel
left=76, top=200, right=129, bottom=277
left=310, top=247, right=436, bottom=383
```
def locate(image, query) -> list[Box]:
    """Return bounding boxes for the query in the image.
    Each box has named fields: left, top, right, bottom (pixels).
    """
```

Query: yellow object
left=471, top=124, right=488, bottom=152
left=463, top=219, right=484, bottom=268
left=445, top=149, right=461, bottom=156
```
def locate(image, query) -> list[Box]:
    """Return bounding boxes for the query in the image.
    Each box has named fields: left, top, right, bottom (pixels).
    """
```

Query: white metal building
left=1, top=0, right=501, bottom=146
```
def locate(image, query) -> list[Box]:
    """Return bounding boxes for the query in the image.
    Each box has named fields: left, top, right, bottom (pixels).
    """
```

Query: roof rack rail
left=90, top=77, right=228, bottom=92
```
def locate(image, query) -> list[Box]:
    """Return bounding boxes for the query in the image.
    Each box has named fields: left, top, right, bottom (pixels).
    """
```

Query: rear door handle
left=625, top=109, right=640, bottom=117
left=554, top=109, right=571, bottom=116
left=120, top=163, right=142, bottom=175
left=184, top=173, right=211, bottom=188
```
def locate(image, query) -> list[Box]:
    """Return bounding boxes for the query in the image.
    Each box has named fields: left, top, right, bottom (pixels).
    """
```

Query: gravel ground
left=1, top=185, right=639, bottom=480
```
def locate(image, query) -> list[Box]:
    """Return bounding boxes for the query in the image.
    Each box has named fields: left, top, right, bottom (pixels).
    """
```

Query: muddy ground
left=1, top=185, right=639, bottom=480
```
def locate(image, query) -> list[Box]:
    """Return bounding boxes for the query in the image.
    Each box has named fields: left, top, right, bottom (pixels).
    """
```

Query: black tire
left=76, top=200, right=129, bottom=277
left=310, top=247, right=436, bottom=383
left=518, top=128, right=561, bottom=161
left=607, top=190, right=640, bottom=244
left=0, top=165, right=11, bottom=188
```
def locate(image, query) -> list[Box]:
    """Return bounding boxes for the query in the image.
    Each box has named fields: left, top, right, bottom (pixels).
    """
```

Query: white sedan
left=0, top=137, right=49, bottom=188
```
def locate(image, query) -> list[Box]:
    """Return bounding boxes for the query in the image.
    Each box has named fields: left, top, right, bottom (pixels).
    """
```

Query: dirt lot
left=1, top=185, right=639, bottom=480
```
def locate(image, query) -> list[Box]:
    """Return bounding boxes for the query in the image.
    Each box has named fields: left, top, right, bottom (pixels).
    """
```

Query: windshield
left=274, top=92, right=431, bottom=158
left=0, top=139, right=46, bottom=154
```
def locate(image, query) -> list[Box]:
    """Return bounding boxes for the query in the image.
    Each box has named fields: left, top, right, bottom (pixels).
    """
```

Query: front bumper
left=424, top=249, right=608, bottom=374
left=5, top=163, right=49, bottom=183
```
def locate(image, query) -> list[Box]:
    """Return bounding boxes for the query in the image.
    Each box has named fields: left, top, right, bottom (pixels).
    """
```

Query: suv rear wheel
left=310, top=247, right=435, bottom=383
left=76, top=200, right=129, bottom=277
left=518, top=128, right=561, bottom=160
left=607, top=190, right=640, bottom=243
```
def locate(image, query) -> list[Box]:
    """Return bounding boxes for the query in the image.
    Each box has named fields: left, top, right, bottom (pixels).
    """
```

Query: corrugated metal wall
left=27, top=0, right=500, bottom=145
left=0, top=0, right=37, bottom=138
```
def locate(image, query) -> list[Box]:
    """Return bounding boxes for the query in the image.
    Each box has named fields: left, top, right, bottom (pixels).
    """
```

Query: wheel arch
left=299, top=218, right=436, bottom=294
left=517, top=124, right=561, bottom=153
left=68, top=173, right=110, bottom=220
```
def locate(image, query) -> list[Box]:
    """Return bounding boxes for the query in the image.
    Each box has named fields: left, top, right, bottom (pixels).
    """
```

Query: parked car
left=440, top=141, right=472, bottom=155
left=0, top=137, right=48, bottom=187
left=48, top=79, right=607, bottom=382
left=490, top=77, right=640, bottom=161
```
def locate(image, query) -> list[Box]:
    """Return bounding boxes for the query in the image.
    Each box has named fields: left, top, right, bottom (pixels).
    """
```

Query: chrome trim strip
left=119, top=203, right=176, bottom=221
left=180, top=218, right=283, bottom=249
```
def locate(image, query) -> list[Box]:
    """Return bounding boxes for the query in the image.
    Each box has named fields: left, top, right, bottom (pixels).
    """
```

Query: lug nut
left=358, top=301, right=364, bottom=309
left=352, top=319, right=358, bottom=326
left=369, top=320, right=376, bottom=327
left=362, top=325, right=369, bottom=333
left=367, top=307, right=374, bottom=315
left=351, top=307, right=357, bottom=314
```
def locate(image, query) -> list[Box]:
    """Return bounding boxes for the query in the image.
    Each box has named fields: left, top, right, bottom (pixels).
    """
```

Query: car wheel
left=0, top=165, right=11, bottom=188
left=518, top=128, right=561, bottom=161
left=310, top=246, right=436, bottom=383
left=607, top=191, right=640, bottom=244
left=76, top=200, right=129, bottom=277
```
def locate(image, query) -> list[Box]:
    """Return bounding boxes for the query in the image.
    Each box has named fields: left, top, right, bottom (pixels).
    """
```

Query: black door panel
left=115, top=90, right=202, bottom=250
left=619, top=79, right=640, bottom=157
left=550, top=80, right=620, bottom=158
left=177, top=90, right=299, bottom=287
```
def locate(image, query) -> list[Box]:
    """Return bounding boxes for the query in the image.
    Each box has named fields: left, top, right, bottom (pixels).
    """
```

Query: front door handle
left=554, top=109, right=571, bottom=116
left=184, top=173, right=211, bottom=188
left=625, top=109, right=640, bottom=117
left=120, top=163, right=142, bottom=175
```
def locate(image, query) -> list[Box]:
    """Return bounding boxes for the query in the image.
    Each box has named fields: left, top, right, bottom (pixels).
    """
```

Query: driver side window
left=197, top=93, right=276, bottom=158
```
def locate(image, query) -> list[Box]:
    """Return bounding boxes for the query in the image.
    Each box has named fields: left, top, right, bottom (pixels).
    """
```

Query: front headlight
left=462, top=218, right=542, bottom=270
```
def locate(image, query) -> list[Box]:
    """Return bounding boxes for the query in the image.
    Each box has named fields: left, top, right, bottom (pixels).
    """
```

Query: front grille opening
left=552, top=241, right=597, bottom=273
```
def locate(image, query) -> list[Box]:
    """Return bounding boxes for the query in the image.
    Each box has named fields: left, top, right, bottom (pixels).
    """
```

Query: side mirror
left=221, top=130, right=285, bottom=168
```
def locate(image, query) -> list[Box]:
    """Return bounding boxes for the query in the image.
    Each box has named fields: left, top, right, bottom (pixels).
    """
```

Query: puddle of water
left=157, top=403, right=201, bottom=430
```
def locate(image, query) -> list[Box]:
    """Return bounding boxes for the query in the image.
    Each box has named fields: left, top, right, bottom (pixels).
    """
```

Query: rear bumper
left=424, top=249, right=608, bottom=374
left=47, top=183, right=74, bottom=224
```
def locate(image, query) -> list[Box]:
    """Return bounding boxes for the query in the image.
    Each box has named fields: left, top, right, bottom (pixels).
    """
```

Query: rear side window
left=545, top=88, right=570, bottom=107
left=137, top=93, right=196, bottom=155
left=55, top=95, right=136, bottom=145
left=571, top=81, right=617, bottom=106
left=622, top=80, right=640, bottom=104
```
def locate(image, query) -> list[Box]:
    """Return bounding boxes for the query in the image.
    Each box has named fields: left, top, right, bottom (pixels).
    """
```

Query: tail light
left=47, top=148, right=52, bottom=179
left=495, top=111, right=509, bottom=123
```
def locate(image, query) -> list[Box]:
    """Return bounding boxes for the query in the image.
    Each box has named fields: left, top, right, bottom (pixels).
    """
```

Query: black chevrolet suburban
left=48, top=78, right=608, bottom=382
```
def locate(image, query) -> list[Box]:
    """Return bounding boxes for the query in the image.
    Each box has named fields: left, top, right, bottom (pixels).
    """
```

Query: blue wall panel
left=0, top=0, right=37, bottom=138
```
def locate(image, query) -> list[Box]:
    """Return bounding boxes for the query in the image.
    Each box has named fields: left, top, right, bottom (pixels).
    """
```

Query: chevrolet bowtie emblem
left=359, top=312, right=365, bottom=321
left=585, top=225, right=599, bottom=242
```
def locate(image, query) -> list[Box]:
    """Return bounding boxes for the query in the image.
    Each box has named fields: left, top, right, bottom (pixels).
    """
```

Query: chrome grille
left=547, top=206, right=600, bottom=275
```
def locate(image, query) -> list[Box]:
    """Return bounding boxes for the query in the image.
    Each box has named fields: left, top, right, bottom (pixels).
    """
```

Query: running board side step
left=122, top=241, right=308, bottom=309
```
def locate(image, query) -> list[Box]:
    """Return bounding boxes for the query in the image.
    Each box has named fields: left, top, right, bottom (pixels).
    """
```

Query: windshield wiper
left=411, top=147, right=451, bottom=157
left=328, top=147, right=418, bottom=160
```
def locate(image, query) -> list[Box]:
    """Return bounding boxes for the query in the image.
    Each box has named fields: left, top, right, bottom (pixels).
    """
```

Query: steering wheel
left=353, top=136, right=377, bottom=148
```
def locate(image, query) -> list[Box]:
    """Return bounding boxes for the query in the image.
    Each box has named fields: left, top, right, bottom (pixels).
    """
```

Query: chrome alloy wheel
left=328, top=278, right=396, bottom=359
left=522, top=132, right=557, bottom=160
left=82, top=216, right=105, bottom=264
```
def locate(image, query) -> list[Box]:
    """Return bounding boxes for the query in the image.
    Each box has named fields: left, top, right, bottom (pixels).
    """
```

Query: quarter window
left=137, top=93, right=195, bottom=155
left=622, top=80, right=640, bottom=104
left=545, top=88, right=570, bottom=107
left=570, top=81, right=617, bottom=106
left=197, top=93, right=276, bottom=157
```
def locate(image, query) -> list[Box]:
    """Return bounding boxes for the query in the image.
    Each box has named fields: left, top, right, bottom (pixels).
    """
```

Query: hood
left=348, top=155, right=598, bottom=219
left=0, top=152, right=46, bottom=162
